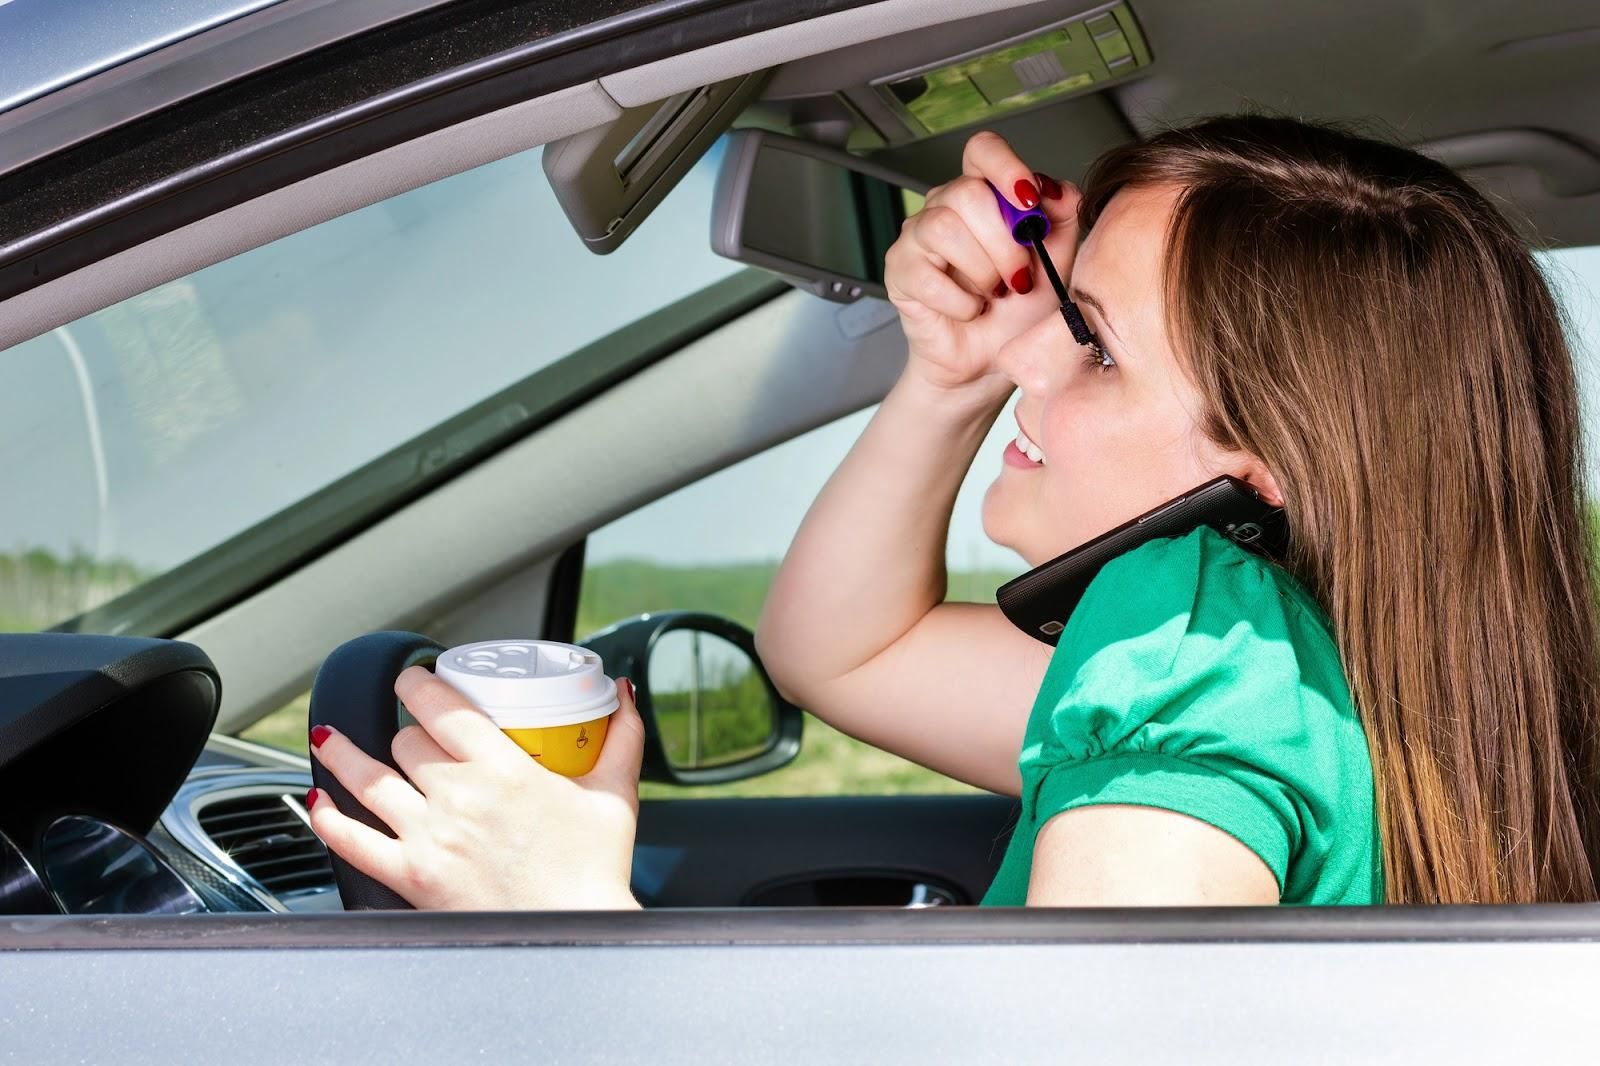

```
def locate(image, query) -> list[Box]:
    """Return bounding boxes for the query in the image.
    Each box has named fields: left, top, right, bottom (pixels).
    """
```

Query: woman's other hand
left=884, top=129, right=1081, bottom=394
left=306, top=668, right=645, bottom=910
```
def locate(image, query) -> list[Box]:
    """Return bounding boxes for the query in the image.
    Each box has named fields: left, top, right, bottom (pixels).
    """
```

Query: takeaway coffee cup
left=434, top=639, right=619, bottom=776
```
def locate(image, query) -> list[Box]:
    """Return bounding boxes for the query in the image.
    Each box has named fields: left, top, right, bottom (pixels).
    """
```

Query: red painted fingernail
left=620, top=677, right=634, bottom=701
left=305, top=788, right=319, bottom=810
left=1010, top=267, right=1033, bottom=295
left=992, top=281, right=1008, bottom=298
left=1037, top=173, right=1063, bottom=200
left=310, top=724, right=332, bottom=749
left=1013, top=179, right=1040, bottom=209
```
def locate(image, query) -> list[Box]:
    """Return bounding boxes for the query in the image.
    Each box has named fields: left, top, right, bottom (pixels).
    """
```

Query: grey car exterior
left=0, top=0, right=290, bottom=113
left=3, top=1, right=1600, bottom=1062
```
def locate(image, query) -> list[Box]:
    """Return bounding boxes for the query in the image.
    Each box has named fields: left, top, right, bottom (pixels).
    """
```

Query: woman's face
left=982, top=183, right=1280, bottom=568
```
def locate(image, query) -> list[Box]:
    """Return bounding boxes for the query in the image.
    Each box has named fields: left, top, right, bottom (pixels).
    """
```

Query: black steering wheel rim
left=307, top=631, right=443, bottom=910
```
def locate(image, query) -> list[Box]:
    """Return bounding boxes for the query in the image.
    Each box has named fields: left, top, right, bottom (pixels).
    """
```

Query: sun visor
left=543, top=70, right=768, bottom=254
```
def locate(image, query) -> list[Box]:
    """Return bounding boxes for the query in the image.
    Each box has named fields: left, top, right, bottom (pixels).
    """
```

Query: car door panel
left=6, top=910, right=1600, bottom=1063
left=633, top=794, right=1020, bottom=907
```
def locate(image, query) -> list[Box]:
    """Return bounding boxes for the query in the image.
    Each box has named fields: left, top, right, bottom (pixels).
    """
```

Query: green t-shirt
left=980, top=524, right=1382, bottom=906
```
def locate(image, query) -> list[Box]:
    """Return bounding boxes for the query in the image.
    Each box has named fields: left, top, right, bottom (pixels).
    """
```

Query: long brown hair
left=1075, top=111, right=1600, bottom=903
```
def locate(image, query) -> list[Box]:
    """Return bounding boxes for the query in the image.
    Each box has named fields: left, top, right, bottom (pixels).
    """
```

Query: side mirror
left=710, top=129, right=930, bottom=304
left=580, top=611, right=802, bottom=786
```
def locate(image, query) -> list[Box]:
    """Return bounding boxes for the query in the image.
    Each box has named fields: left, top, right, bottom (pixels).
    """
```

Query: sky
left=3, top=144, right=1600, bottom=590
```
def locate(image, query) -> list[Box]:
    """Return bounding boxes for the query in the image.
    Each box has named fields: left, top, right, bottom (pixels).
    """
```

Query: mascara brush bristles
left=1060, top=300, right=1093, bottom=346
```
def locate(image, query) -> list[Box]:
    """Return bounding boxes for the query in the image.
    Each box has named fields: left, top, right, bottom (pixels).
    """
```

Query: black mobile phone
left=995, top=475, right=1289, bottom=645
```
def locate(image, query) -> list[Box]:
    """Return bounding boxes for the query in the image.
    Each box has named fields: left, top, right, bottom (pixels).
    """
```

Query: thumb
left=590, top=677, right=645, bottom=786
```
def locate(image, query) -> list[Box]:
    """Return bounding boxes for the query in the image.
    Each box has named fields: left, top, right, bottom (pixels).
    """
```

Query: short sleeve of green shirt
left=979, top=526, right=1382, bottom=906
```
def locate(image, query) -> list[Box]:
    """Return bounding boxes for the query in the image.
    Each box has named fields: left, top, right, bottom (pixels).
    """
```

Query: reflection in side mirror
left=580, top=611, right=803, bottom=787
left=710, top=129, right=930, bottom=304
left=648, top=629, right=775, bottom=771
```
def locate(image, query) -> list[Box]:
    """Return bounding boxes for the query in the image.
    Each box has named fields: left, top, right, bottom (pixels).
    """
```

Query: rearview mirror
left=711, top=129, right=930, bottom=303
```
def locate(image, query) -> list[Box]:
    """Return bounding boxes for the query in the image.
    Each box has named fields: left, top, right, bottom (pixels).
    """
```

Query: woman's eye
left=1080, top=336, right=1116, bottom=373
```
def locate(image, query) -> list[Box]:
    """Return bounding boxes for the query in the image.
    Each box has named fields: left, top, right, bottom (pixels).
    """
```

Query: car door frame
left=6, top=906, right=1600, bottom=1061
left=6, top=0, right=1600, bottom=1054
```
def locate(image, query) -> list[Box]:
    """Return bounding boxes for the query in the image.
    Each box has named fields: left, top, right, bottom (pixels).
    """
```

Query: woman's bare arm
left=756, top=131, right=1080, bottom=796
left=1028, top=807, right=1280, bottom=904
left=754, top=370, right=1051, bottom=796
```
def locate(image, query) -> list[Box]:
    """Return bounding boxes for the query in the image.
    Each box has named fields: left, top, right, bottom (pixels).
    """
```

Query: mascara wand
left=987, top=181, right=1093, bottom=346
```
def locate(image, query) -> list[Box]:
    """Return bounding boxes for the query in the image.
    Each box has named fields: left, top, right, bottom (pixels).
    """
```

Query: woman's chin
left=981, top=504, right=1037, bottom=568
left=979, top=490, right=1012, bottom=552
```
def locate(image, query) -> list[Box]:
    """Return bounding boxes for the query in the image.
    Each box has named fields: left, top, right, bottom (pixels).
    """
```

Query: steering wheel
left=307, top=631, right=443, bottom=910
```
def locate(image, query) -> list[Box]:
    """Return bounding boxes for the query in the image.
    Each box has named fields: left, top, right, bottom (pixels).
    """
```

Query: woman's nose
left=995, top=316, right=1066, bottom=393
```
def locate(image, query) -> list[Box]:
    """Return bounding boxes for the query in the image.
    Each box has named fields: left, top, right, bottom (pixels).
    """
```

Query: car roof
left=0, top=0, right=289, bottom=114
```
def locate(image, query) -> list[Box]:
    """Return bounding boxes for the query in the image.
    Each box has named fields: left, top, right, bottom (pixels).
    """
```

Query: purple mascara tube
left=988, top=180, right=1050, bottom=245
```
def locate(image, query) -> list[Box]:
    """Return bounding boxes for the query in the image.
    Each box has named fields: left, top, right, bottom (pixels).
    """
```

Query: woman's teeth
left=1016, top=428, right=1046, bottom=465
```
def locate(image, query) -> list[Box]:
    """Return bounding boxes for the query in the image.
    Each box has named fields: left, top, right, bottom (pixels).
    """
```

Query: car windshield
left=0, top=139, right=744, bottom=635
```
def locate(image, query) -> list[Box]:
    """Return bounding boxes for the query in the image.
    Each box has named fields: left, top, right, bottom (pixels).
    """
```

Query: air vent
left=196, top=792, right=333, bottom=897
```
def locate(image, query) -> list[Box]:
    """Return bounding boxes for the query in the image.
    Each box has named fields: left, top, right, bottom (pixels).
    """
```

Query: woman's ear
left=1235, top=457, right=1284, bottom=508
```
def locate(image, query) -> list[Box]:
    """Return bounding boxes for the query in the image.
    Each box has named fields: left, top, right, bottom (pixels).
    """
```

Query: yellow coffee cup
left=434, top=639, right=619, bottom=777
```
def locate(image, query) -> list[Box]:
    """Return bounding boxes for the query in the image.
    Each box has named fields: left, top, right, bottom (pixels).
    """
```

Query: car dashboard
left=1, top=741, right=335, bottom=917
left=0, top=633, right=340, bottom=917
left=155, top=747, right=337, bottom=913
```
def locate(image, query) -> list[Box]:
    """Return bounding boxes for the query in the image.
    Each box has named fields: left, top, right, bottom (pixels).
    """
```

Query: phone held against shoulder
left=995, top=475, right=1289, bottom=644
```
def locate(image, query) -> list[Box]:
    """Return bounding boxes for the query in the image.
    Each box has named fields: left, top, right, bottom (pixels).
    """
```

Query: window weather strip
left=0, top=0, right=882, bottom=304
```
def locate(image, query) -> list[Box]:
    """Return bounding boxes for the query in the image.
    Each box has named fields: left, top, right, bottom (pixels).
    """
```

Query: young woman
left=307, top=113, right=1600, bottom=907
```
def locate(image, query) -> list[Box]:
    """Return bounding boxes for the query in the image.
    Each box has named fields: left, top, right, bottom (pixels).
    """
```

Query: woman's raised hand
left=884, top=130, right=1081, bottom=394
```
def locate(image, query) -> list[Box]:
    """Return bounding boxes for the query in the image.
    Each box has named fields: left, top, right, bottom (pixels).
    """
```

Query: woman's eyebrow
left=1068, top=288, right=1121, bottom=343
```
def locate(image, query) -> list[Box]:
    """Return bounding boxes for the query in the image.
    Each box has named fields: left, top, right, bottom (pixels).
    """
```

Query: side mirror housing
left=580, top=611, right=803, bottom=786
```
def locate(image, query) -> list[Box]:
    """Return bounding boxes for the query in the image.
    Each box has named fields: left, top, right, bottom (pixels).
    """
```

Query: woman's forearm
left=755, top=366, right=1011, bottom=702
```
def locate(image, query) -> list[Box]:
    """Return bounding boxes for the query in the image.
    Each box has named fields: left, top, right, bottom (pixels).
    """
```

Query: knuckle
left=426, top=813, right=467, bottom=856
left=950, top=177, right=1000, bottom=221
left=884, top=237, right=908, bottom=272
left=405, top=856, right=445, bottom=898
left=918, top=180, right=950, bottom=209
left=917, top=205, right=963, bottom=246
left=444, top=779, right=492, bottom=820
left=947, top=174, right=984, bottom=201
left=966, top=128, right=1002, bottom=152
left=391, top=724, right=426, bottom=759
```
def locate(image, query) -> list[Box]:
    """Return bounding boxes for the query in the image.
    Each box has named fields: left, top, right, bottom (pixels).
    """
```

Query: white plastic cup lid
left=434, top=639, right=619, bottom=729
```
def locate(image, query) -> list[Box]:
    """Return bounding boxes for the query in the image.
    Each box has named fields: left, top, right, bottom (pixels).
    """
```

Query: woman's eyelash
left=1081, top=334, right=1116, bottom=372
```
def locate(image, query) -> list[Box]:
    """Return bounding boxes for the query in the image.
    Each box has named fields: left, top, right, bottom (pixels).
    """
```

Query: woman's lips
left=1004, top=439, right=1044, bottom=469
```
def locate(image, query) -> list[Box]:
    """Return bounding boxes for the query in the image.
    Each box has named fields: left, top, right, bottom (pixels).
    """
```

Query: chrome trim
left=0, top=0, right=290, bottom=115
left=905, top=882, right=959, bottom=908
left=42, top=815, right=207, bottom=915
left=159, top=768, right=331, bottom=913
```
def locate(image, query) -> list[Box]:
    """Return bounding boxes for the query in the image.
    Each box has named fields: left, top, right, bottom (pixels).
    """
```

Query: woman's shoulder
left=1060, top=523, right=1338, bottom=676
left=1039, top=523, right=1359, bottom=761
left=1020, top=525, right=1378, bottom=905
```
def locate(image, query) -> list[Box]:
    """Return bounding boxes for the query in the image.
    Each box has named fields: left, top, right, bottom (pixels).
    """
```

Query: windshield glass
left=0, top=140, right=742, bottom=634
